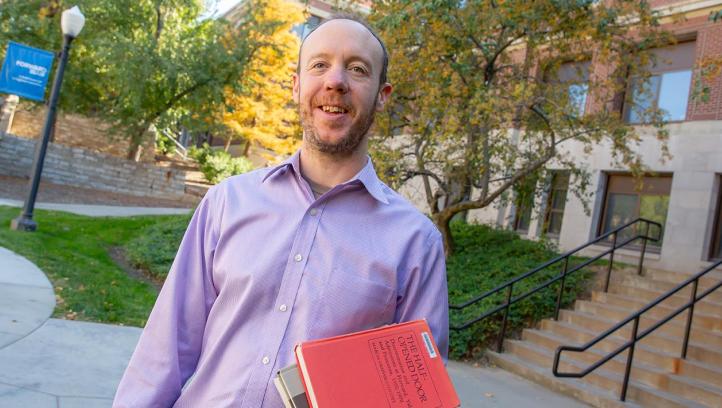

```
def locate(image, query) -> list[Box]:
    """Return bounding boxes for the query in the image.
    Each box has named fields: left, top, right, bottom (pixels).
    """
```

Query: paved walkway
left=0, top=198, right=191, bottom=217
left=0, top=202, right=588, bottom=407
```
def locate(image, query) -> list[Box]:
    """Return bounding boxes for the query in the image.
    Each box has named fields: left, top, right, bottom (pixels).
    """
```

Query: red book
left=294, top=320, right=460, bottom=408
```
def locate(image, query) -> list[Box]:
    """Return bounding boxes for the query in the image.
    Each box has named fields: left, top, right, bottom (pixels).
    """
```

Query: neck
left=299, top=141, right=369, bottom=191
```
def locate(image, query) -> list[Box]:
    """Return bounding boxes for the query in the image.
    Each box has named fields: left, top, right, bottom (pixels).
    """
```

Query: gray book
left=274, top=363, right=309, bottom=408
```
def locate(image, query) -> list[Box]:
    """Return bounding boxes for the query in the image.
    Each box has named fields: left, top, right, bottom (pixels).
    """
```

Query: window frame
left=597, top=173, right=673, bottom=251
left=709, top=176, right=722, bottom=261
left=623, top=69, right=693, bottom=124
left=543, top=171, right=570, bottom=238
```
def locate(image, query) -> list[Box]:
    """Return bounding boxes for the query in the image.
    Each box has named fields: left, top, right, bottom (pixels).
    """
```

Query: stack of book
left=274, top=320, right=460, bottom=408
left=273, top=363, right=309, bottom=408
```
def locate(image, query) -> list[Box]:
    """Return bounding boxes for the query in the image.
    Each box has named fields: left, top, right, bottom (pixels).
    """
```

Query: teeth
left=321, top=106, right=347, bottom=113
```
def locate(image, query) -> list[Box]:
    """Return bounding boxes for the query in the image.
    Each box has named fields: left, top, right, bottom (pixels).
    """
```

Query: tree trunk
left=224, top=137, right=232, bottom=152
left=433, top=212, right=455, bottom=256
left=127, top=126, right=149, bottom=162
left=243, top=139, right=251, bottom=156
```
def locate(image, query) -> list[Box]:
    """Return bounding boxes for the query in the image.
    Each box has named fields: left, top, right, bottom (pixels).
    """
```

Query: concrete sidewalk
left=0, top=198, right=191, bottom=217
left=0, top=244, right=588, bottom=407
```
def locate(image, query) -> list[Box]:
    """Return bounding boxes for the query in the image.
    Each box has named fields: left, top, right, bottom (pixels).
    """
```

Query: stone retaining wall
left=0, top=134, right=186, bottom=200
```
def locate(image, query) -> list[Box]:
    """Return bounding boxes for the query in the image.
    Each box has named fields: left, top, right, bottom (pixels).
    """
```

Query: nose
left=324, top=66, right=349, bottom=93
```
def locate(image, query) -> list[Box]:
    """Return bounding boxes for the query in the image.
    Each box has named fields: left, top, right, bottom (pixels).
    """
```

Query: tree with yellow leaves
left=222, top=0, right=304, bottom=157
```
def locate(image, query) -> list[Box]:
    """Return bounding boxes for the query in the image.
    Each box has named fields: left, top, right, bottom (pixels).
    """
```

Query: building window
left=624, top=41, right=695, bottom=123
left=599, top=174, right=672, bottom=248
left=546, top=61, right=590, bottom=117
left=711, top=177, right=722, bottom=260
left=513, top=178, right=536, bottom=233
left=544, top=171, right=570, bottom=237
left=292, top=15, right=322, bottom=40
left=558, top=61, right=590, bottom=117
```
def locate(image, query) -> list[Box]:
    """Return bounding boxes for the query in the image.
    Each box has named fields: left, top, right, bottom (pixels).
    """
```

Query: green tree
left=0, top=0, right=266, bottom=160
left=370, top=0, right=677, bottom=254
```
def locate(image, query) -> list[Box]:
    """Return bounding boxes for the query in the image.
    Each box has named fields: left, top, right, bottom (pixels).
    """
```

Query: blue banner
left=0, top=41, right=55, bottom=102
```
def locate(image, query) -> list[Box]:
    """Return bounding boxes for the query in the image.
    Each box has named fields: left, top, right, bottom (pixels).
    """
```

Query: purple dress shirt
left=113, top=151, right=449, bottom=408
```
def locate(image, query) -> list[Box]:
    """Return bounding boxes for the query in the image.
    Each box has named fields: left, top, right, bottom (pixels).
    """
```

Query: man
left=113, top=16, right=448, bottom=408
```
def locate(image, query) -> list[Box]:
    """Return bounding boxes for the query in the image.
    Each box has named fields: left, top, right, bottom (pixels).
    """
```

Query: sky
left=211, top=0, right=241, bottom=17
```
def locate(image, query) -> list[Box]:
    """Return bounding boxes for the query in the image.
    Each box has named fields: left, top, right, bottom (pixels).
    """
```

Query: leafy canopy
left=369, top=0, right=676, bottom=254
left=0, top=0, right=271, bottom=158
left=222, top=0, right=304, bottom=157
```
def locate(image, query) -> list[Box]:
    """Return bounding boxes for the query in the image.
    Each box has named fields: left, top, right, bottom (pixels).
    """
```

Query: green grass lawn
left=0, top=205, right=188, bottom=327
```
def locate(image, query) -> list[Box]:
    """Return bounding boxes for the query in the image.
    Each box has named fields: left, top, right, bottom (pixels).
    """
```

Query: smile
left=319, top=105, right=349, bottom=114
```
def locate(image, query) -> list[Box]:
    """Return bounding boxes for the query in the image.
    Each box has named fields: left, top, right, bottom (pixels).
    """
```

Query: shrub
left=124, top=215, right=192, bottom=279
left=155, top=133, right=177, bottom=156
left=447, top=222, right=592, bottom=359
left=189, top=143, right=255, bottom=184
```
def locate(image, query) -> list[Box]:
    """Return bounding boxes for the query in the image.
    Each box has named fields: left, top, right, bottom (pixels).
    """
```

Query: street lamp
left=11, top=6, right=85, bottom=231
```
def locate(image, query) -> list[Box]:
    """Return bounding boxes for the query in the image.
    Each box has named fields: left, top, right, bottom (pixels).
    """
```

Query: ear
left=292, top=73, right=300, bottom=104
left=375, top=82, right=393, bottom=112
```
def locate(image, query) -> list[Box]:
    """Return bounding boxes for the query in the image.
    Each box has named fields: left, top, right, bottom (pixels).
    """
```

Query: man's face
left=293, top=19, right=392, bottom=156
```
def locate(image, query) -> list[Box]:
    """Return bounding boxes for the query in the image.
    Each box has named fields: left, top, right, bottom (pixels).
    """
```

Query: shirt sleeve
left=394, top=227, right=449, bottom=362
left=113, top=189, right=220, bottom=407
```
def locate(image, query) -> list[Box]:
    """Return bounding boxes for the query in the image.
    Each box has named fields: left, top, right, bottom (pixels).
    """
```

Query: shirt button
left=294, top=254, right=303, bottom=262
left=309, top=208, right=318, bottom=216
left=279, top=304, right=287, bottom=312
left=262, top=356, right=270, bottom=365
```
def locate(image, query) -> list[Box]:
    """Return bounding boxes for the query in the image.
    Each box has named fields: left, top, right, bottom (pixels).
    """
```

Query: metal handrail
left=449, top=218, right=663, bottom=353
left=552, top=258, right=722, bottom=401
left=158, top=128, right=188, bottom=159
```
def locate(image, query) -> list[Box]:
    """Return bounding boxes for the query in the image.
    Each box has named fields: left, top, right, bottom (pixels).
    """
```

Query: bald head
left=297, top=16, right=389, bottom=87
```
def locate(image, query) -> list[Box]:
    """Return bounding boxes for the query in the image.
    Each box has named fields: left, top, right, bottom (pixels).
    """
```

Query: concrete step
left=500, top=340, right=706, bottom=407
left=521, top=329, right=670, bottom=389
left=665, top=374, right=722, bottom=407
left=616, top=275, right=722, bottom=304
left=678, top=359, right=722, bottom=389
left=593, top=291, right=722, bottom=320
left=541, top=317, right=722, bottom=376
left=557, top=309, right=722, bottom=356
left=574, top=301, right=722, bottom=348
left=521, top=328, right=722, bottom=406
left=577, top=297, right=722, bottom=333
left=626, top=381, right=709, bottom=408
left=487, top=347, right=636, bottom=408
left=533, top=321, right=680, bottom=372
left=644, top=268, right=722, bottom=292
left=608, top=283, right=722, bottom=315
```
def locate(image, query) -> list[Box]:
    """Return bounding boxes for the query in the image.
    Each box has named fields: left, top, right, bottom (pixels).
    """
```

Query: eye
left=350, top=65, right=368, bottom=74
left=310, top=61, right=327, bottom=70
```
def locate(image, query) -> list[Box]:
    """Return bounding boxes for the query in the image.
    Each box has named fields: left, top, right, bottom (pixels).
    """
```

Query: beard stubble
left=299, top=90, right=378, bottom=157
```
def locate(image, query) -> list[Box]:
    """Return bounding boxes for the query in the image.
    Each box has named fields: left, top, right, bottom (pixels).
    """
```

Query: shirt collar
left=262, top=150, right=389, bottom=205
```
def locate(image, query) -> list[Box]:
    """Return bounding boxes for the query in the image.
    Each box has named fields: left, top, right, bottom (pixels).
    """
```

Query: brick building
left=468, top=0, right=722, bottom=274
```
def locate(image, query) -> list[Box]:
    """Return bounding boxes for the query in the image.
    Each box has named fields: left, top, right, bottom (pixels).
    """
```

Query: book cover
left=273, top=375, right=294, bottom=408
left=278, top=364, right=310, bottom=408
left=294, top=320, right=460, bottom=408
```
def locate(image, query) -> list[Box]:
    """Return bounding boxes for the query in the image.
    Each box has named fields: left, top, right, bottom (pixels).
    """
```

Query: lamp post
left=11, top=6, right=85, bottom=231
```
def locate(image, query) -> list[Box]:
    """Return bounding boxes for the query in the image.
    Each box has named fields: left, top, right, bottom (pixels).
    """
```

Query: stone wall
left=0, top=134, right=186, bottom=200
left=5, top=102, right=155, bottom=162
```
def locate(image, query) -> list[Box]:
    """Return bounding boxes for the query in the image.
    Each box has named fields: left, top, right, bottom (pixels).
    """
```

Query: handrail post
left=681, top=279, right=699, bottom=359
left=620, top=316, right=640, bottom=401
left=637, top=221, right=650, bottom=276
left=605, top=231, right=618, bottom=292
left=496, top=283, right=514, bottom=353
left=554, top=257, right=570, bottom=321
